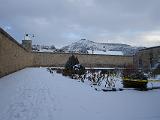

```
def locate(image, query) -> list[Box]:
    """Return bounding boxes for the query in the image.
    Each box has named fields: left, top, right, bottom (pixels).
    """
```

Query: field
left=0, top=68, right=160, bottom=120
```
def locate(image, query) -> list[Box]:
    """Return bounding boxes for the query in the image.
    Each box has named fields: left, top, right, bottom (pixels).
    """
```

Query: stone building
left=134, top=46, right=160, bottom=72
left=22, top=34, right=32, bottom=52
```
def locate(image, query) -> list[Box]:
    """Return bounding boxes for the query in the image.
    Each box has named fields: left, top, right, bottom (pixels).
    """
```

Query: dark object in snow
left=123, top=80, right=148, bottom=90
left=122, top=71, right=148, bottom=89
left=101, top=88, right=123, bottom=92
left=102, top=88, right=116, bottom=91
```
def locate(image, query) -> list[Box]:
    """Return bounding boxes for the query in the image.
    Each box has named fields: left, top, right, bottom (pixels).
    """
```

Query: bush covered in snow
left=65, top=55, right=79, bottom=70
left=63, top=55, right=85, bottom=76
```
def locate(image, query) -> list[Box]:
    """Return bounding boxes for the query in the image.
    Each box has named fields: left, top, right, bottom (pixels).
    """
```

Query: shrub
left=56, top=68, right=63, bottom=74
left=63, top=55, right=85, bottom=76
left=62, top=69, right=73, bottom=76
left=73, top=64, right=85, bottom=75
left=65, top=55, right=79, bottom=70
left=122, top=65, right=148, bottom=89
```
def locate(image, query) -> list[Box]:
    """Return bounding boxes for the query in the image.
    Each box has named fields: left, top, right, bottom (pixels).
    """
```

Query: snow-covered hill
left=32, top=39, right=145, bottom=55
left=32, top=44, right=57, bottom=52
left=61, top=39, right=145, bottom=55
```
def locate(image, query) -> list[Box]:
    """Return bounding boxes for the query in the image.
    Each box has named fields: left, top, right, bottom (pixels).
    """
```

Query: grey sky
left=0, top=0, right=160, bottom=48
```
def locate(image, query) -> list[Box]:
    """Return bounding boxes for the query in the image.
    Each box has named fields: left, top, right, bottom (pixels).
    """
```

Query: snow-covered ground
left=156, top=75, right=160, bottom=80
left=0, top=68, right=160, bottom=120
left=87, top=50, right=123, bottom=55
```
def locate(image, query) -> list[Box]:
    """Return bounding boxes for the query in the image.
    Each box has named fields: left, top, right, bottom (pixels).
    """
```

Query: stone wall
left=0, top=27, right=133, bottom=77
left=0, top=28, right=34, bottom=77
left=32, top=52, right=133, bottom=68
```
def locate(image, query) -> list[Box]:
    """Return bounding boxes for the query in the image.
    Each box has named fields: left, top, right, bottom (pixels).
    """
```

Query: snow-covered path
left=0, top=68, right=160, bottom=120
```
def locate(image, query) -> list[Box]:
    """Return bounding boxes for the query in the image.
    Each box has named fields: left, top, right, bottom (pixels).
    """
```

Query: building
left=134, top=46, right=160, bottom=73
left=22, top=34, right=32, bottom=52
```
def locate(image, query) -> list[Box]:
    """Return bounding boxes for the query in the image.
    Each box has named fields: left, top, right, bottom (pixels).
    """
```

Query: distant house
left=134, top=46, right=160, bottom=72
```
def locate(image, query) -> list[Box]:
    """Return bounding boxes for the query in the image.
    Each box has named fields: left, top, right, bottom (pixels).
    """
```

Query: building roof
left=139, top=46, right=160, bottom=51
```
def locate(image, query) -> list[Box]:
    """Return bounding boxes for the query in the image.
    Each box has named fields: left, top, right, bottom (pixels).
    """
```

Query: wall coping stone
left=32, top=51, right=133, bottom=57
left=139, top=46, right=160, bottom=51
left=0, top=27, right=28, bottom=52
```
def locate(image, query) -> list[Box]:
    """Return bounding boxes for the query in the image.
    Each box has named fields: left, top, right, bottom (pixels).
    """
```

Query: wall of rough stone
left=32, top=52, right=133, bottom=68
left=0, top=28, right=34, bottom=77
left=0, top=27, right=133, bottom=77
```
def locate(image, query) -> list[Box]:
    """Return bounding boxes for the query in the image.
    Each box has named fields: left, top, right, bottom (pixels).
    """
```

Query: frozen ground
left=0, top=68, right=160, bottom=120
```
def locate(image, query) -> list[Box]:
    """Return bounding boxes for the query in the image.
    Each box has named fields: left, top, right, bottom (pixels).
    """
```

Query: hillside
left=61, top=39, right=145, bottom=55
left=32, top=39, right=145, bottom=55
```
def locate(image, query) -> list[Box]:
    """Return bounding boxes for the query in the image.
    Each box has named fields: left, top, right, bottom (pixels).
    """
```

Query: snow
left=0, top=68, right=160, bottom=120
left=38, top=49, right=54, bottom=52
left=156, top=75, right=160, bottom=80
left=86, top=67, right=119, bottom=69
left=61, top=39, right=140, bottom=55
left=63, top=39, right=130, bottom=52
left=87, top=50, right=123, bottom=55
left=148, top=75, right=160, bottom=88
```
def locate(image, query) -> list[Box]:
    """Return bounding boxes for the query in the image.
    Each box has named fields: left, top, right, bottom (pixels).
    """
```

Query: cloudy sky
left=0, top=0, right=160, bottom=48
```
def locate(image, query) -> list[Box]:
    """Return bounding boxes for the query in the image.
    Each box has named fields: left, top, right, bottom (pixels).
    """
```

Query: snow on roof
left=87, top=50, right=123, bottom=55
